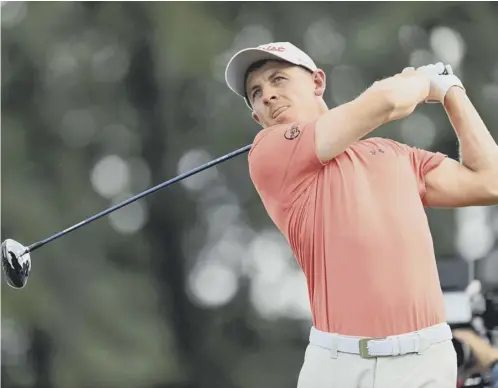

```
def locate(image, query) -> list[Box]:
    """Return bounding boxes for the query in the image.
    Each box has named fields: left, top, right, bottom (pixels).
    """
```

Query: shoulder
left=250, top=125, right=283, bottom=150
left=251, top=122, right=303, bottom=144
left=249, top=122, right=309, bottom=155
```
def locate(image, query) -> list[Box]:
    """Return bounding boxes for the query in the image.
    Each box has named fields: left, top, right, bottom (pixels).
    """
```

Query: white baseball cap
left=225, top=42, right=318, bottom=107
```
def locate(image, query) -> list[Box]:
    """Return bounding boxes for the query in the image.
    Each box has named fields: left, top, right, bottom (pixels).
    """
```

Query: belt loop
left=328, top=333, right=339, bottom=359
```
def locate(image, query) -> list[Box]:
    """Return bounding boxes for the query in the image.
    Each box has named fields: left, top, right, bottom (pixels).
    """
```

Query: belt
left=309, top=323, right=453, bottom=358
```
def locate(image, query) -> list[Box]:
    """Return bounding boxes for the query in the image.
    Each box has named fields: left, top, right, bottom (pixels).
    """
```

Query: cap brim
left=225, top=48, right=293, bottom=99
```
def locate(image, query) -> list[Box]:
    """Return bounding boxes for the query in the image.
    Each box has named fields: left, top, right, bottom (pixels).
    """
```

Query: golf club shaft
left=26, top=144, right=252, bottom=254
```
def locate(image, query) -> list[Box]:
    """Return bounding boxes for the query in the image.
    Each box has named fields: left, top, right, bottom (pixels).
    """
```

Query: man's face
left=245, top=61, right=325, bottom=128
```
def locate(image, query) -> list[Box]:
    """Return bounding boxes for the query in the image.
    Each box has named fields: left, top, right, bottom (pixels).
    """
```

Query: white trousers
left=297, top=327, right=457, bottom=388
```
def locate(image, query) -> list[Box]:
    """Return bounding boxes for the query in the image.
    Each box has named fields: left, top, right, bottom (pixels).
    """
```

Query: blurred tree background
left=2, top=2, right=498, bottom=388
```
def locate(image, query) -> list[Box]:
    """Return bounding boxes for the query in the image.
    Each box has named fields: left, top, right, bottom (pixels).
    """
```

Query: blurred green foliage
left=2, top=2, right=497, bottom=388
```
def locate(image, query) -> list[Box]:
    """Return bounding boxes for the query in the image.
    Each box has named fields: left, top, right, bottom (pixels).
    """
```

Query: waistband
left=309, top=323, right=453, bottom=358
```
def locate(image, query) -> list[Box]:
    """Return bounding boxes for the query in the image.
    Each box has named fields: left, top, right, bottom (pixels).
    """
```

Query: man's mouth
left=272, top=106, right=288, bottom=119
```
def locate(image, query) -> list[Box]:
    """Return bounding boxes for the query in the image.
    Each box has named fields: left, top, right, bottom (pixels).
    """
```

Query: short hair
left=243, top=59, right=313, bottom=107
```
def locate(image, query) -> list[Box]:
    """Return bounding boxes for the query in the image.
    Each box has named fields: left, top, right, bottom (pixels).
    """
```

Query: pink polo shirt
left=248, top=120, right=448, bottom=337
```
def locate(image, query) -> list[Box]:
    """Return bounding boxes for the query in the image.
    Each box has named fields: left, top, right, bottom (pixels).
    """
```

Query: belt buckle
left=359, top=337, right=388, bottom=358
left=359, top=338, right=375, bottom=358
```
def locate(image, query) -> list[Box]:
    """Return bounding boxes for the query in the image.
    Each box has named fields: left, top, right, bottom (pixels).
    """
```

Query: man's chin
left=272, top=112, right=294, bottom=125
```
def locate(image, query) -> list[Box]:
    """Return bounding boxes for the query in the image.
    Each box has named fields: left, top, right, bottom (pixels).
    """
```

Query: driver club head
left=1, top=239, right=31, bottom=289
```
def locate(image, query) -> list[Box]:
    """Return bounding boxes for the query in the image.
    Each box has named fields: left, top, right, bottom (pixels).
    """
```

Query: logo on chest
left=369, top=148, right=385, bottom=156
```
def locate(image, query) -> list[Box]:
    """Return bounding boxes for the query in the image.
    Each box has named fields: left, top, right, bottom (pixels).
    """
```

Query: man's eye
left=273, top=76, right=285, bottom=83
left=252, top=89, right=261, bottom=99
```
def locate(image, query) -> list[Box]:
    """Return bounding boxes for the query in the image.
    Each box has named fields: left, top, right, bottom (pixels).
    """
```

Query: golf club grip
left=28, top=144, right=252, bottom=253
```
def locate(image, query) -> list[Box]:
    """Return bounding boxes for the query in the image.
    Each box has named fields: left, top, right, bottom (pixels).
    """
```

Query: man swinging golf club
left=225, top=42, right=498, bottom=387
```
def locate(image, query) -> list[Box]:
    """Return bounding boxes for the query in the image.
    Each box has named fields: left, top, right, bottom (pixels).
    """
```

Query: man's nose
left=262, top=89, right=278, bottom=105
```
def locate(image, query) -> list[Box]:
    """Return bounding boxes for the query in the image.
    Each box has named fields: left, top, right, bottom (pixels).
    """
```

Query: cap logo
left=260, top=45, right=286, bottom=52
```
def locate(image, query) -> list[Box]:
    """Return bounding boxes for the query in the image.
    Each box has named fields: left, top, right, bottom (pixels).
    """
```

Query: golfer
left=225, top=42, right=498, bottom=387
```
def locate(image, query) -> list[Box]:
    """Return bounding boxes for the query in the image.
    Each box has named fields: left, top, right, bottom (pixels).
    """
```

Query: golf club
left=2, top=144, right=252, bottom=289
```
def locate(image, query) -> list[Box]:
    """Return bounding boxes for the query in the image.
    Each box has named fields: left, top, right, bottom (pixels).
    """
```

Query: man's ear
left=312, top=69, right=326, bottom=97
left=252, top=111, right=263, bottom=127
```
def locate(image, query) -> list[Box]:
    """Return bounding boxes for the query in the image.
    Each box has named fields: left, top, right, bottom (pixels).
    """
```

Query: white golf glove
left=415, top=62, right=465, bottom=103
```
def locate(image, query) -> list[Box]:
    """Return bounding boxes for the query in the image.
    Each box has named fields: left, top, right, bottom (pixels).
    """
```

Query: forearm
left=444, top=87, right=498, bottom=172
left=314, top=74, right=429, bottom=162
left=366, top=72, right=430, bottom=122
left=383, top=73, right=430, bottom=120
left=315, top=90, right=393, bottom=162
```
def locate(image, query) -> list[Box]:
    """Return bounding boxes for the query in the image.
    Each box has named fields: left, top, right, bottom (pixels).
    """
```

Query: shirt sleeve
left=401, top=143, right=447, bottom=206
left=380, top=139, right=447, bottom=206
left=248, top=121, right=325, bottom=206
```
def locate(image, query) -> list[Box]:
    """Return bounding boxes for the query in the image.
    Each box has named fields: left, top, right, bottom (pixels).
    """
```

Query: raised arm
left=445, top=87, right=498, bottom=172
left=315, top=70, right=430, bottom=163
left=424, top=85, right=498, bottom=207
